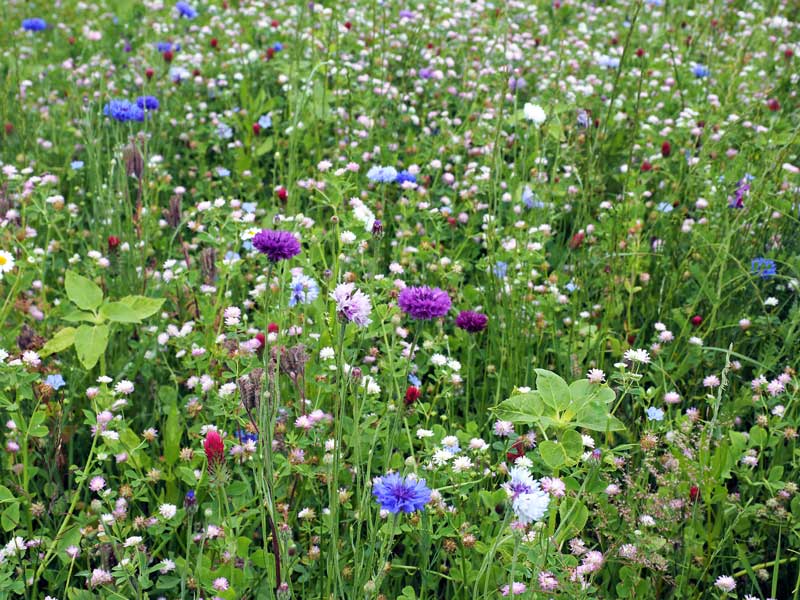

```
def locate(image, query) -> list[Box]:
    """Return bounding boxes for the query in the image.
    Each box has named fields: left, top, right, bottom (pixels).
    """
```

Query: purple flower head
left=373, top=473, right=431, bottom=513
left=22, top=18, right=47, bottom=32
left=331, top=283, right=372, bottom=326
left=252, top=229, right=301, bottom=262
left=455, top=310, right=488, bottom=333
left=398, top=286, right=451, bottom=320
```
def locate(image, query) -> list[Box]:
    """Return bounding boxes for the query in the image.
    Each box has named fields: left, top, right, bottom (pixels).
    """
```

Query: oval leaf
left=539, top=440, right=567, bottom=469
left=40, top=327, right=77, bottom=357
left=74, top=324, right=109, bottom=370
left=119, top=295, right=165, bottom=321
left=100, top=302, right=143, bottom=323
left=65, top=270, right=103, bottom=311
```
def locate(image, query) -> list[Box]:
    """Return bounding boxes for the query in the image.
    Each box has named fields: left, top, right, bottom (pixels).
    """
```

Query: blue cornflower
left=175, top=1, right=197, bottom=19
left=288, top=274, right=320, bottom=307
left=408, top=374, right=421, bottom=387
left=372, top=473, right=431, bottom=514
left=395, top=170, right=417, bottom=185
left=70, top=161, right=84, bottom=170
left=493, top=261, right=508, bottom=279
left=597, top=55, right=620, bottom=69
left=136, top=96, right=160, bottom=111
left=258, top=114, right=272, bottom=129
left=565, top=281, right=578, bottom=293
left=22, top=18, right=47, bottom=32
left=44, top=374, right=66, bottom=390
left=367, top=165, right=398, bottom=183
left=217, top=123, right=233, bottom=139
left=236, top=430, right=258, bottom=444
left=522, top=185, right=544, bottom=209
left=156, top=41, right=181, bottom=53
left=273, top=42, right=284, bottom=52
left=646, top=407, right=665, bottom=422
left=577, top=110, right=591, bottom=129
left=656, top=202, right=673, bottom=213
left=692, top=64, right=709, bottom=78
left=103, top=99, right=145, bottom=123
left=242, top=202, right=256, bottom=214
left=751, top=258, right=777, bottom=279
left=216, top=167, right=231, bottom=177
left=223, top=251, right=241, bottom=263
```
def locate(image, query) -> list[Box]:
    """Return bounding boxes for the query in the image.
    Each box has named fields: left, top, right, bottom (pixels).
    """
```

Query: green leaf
left=539, top=440, right=567, bottom=469
left=40, top=327, right=77, bottom=357
left=119, top=295, right=165, bottom=321
left=493, top=392, right=545, bottom=424
left=62, top=310, right=96, bottom=323
left=100, top=301, right=143, bottom=323
left=65, top=270, right=103, bottom=311
left=574, top=401, right=626, bottom=432
left=164, top=402, right=181, bottom=467
left=0, top=485, right=15, bottom=503
left=73, top=324, right=109, bottom=370
left=255, top=137, right=274, bottom=157
left=535, top=369, right=571, bottom=412
left=1, top=503, right=20, bottom=531
left=556, top=499, right=589, bottom=543
left=561, top=429, right=584, bottom=459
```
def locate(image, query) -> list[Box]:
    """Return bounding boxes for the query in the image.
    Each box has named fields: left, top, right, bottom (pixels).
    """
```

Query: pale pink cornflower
left=664, top=391, right=681, bottom=404
left=766, top=379, right=784, bottom=396
left=540, top=477, right=566, bottom=497
left=114, top=380, right=134, bottom=395
left=538, top=571, right=559, bottom=591
left=295, top=415, right=313, bottom=430
left=213, top=577, right=229, bottom=591
left=89, top=476, right=106, bottom=492
left=493, top=420, right=514, bottom=437
left=587, top=368, right=605, bottom=384
left=500, top=582, right=526, bottom=596
left=714, top=575, right=736, bottom=592
left=703, top=375, right=720, bottom=388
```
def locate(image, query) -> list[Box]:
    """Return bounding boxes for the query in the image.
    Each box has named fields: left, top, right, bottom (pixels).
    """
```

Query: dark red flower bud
left=68, top=36, right=76, bottom=45
left=635, top=48, right=645, bottom=57
left=661, top=141, right=671, bottom=157
left=627, top=334, right=636, bottom=345
left=640, top=160, right=652, bottom=172
left=203, top=430, right=225, bottom=471
left=4, top=123, right=13, bottom=135
left=267, top=322, right=279, bottom=334
left=767, top=98, right=780, bottom=112
left=266, top=47, right=275, bottom=60
left=210, top=38, right=218, bottom=48
left=145, top=68, right=154, bottom=79
left=108, top=236, right=120, bottom=251
left=506, top=439, right=526, bottom=463
left=271, top=20, right=280, bottom=28
left=255, top=332, right=266, bottom=352
left=344, top=21, right=352, bottom=30
left=162, top=50, right=174, bottom=63
left=569, top=231, right=584, bottom=249
left=689, top=485, right=700, bottom=502
left=276, top=186, right=288, bottom=201
left=784, top=48, right=793, bottom=60
left=690, top=315, right=703, bottom=326
left=252, top=123, right=261, bottom=136
left=404, top=386, right=421, bottom=405
left=447, top=216, right=457, bottom=228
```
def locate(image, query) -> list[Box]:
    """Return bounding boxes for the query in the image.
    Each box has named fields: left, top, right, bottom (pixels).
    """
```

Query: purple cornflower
left=331, top=283, right=372, bottom=326
left=373, top=473, right=431, bottom=513
left=252, top=230, right=301, bottom=262
left=729, top=176, right=751, bottom=208
left=455, top=310, right=488, bottom=333
left=398, top=286, right=451, bottom=320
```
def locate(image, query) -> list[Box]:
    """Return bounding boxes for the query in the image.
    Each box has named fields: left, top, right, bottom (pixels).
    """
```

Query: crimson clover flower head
left=398, top=286, right=451, bottom=320
left=373, top=472, right=431, bottom=513
left=252, top=229, right=301, bottom=262
left=455, top=310, right=488, bottom=333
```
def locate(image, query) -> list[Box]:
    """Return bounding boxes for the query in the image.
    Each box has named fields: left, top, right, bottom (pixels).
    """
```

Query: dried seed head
left=123, top=143, right=144, bottom=178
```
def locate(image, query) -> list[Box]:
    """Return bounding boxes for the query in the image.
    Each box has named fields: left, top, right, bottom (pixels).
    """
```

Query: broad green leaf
left=74, top=324, right=109, bottom=370
left=574, top=401, right=626, bottom=432
left=535, top=369, right=571, bottom=412
left=40, top=327, right=76, bottom=357
left=255, top=137, right=274, bottom=157
left=493, top=392, right=545, bottom=424
left=0, top=485, right=15, bottom=503
left=119, top=295, right=165, bottom=320
left=62, top=310, right=96, bottom=323
left=1, top=502, right=20, bottom=531
left=539, top=440, right=566, bottom=469
left=561, top=429, right=584, bottom=459
left=558, top=499, right=589, bottom=540
left=749, top=425, right=767, bottom=447
left=65, top=270, right=103, bottom=311
left=568, top=379, right=615, bottom=408
left=100, top=301, right=143, bottom=323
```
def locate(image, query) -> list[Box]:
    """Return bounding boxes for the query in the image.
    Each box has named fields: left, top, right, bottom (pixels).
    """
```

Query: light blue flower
left=646, top=407, right=665, bottom=421
left=656, top=202, right=673, bottom=213
left=242, top=202, right=256, bottom=214
left=216, top=122, right=233, bottom=139
left=288, top=274, right=320, bottom=307
left=45, top=374, right=66, bottom=390
left=70, top=160, right=84, bottom=170
left=258, top=114, right=272, bottom=129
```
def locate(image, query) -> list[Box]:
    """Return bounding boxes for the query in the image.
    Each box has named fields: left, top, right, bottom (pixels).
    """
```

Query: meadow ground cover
left=0, top=0, right=799, bottom=598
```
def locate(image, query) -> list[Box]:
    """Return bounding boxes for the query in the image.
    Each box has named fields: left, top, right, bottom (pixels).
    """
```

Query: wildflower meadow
left=2, top=0, right=800, bottom=598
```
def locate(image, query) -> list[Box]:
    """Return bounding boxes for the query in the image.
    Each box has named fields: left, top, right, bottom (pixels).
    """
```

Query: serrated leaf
left=100, top=302, right=143, bottom=323
left=493, top=392, right=545, bottom=424
left=65, top=270, right=103, bottom=311
left=119, top=295, right=164, bottom=321
left=74, top=324, right=109, bottom=370
left=40, top=327, right=77, bottom=357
